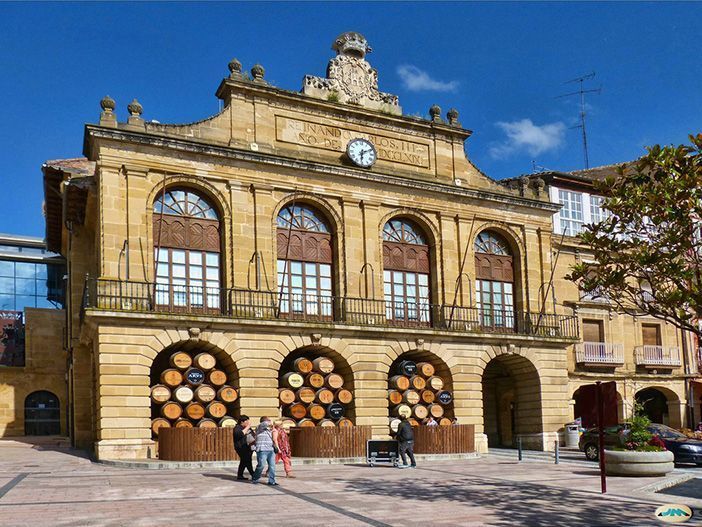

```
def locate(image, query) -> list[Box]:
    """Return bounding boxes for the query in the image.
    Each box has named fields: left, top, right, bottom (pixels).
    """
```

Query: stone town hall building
left=1, top=32, right=699, bottom=460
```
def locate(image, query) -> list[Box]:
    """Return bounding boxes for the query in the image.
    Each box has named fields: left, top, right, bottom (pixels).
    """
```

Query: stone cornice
left=83, top=125, right=561, bottom=213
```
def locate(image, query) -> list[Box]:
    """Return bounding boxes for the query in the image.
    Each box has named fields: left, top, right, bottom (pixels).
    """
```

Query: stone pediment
left=303, top=32, right=401, bottom=115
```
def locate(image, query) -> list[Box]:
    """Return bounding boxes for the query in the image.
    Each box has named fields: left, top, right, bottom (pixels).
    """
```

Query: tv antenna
left=556, top=72, right=601, bottom=169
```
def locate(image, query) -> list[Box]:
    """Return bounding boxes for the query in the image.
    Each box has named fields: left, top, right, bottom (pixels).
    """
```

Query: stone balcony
left=81, top=278, right=580, bottom=341
left=634, top=345, right=681, bottom=368
left=575, top=341, right=624, bottom=366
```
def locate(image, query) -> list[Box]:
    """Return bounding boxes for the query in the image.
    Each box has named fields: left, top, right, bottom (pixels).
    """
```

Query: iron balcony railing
left=634, top=345, right=681, bottom=367
left=82, top=278, right=580, bottom=340
left=575, top=342, right=624, bottom=365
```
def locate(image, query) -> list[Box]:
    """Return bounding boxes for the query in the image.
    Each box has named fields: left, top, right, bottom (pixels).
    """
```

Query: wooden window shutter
left=642, top=324, right=661, bottom=346
left=582, top=320, right=603, bottom=342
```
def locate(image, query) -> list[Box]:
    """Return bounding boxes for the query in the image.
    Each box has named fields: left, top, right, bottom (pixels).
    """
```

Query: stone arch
left=277, top=345, right=356, bottom=425
left=481, top=352, right=542, bottom=448
left=571, top=383, right=626, bottom=427
left=378, top=208, right=440, bottom=249
left=272, top=192, right=342, bottom=235
left=635, top=386, right=682, bottom=428
left=146, top=174, right=231, bottom=221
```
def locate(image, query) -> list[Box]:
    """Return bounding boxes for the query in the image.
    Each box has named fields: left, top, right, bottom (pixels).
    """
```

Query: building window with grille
left=589, top=195, right=610, bottom=224
left=558, top=190, right=584, bottom=235
left=474, top=231, right=515, bottom=329
left=276, top=204, right=333, bottom=319
left=382, top=218, right=431, bottom=325
left=153, top=189, right=221, bottom=311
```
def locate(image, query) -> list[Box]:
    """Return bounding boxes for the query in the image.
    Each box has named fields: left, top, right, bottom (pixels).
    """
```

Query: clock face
left=346, top=138, right=377, bottom=168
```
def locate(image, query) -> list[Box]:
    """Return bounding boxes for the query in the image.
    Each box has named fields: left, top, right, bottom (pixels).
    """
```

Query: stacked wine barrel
left=279, top=356, right=353, bottom=428
left=150, top=350, right=239, bottom=436
left=388, top=359, right=453, bottom=431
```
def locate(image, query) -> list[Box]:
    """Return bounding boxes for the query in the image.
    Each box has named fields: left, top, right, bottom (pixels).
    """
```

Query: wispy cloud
left=396, top=65, right=459, bottom=92
left=489, top=119, right=566, bottom=159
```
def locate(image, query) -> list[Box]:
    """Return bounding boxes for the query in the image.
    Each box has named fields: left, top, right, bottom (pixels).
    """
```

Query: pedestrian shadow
left=343, top=470, right=663, bottom=526
left=202, top=471, right=240, bottom=483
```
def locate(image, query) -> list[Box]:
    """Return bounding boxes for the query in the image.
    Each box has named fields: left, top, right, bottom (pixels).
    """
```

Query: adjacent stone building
left=1, top=32, right=697, bottom=460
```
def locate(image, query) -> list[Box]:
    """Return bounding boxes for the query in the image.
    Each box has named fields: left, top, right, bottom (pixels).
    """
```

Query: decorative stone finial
left=429, top=104, right=442, bottom=123
left=534, top=177, right=546, bottom=197
left=100, top=95, right=116, bottom=112
left=250, top=64, right=265, bottom=83
left=127, top=98, right=143, bottom=117
left=332, top=31, right=372, bottom=59
left=99, top=95, right=117, bottom=126
left=519, top=175, right=530, bottom=197
left=228, top=58, right=243, bottom=78
left=447, top=108, right=459, bottom=126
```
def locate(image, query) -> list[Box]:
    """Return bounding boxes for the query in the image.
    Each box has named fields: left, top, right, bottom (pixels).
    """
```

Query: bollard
left=518, top=436, right=523, bottom=461
left=555, top=440, right=559, bottom=464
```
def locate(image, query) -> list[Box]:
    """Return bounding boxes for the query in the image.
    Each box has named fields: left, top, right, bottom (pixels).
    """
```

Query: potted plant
left=604, top=403, right=674, bottom=476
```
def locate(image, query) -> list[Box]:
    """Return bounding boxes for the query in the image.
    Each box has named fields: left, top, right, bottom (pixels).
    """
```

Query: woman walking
left=274, top=421, right=295, bottom=478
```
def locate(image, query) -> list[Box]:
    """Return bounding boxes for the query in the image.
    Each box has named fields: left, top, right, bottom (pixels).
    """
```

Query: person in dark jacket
left=233, top=415, right=255, bottom=480
left=395, top=415, right=417, bottom=468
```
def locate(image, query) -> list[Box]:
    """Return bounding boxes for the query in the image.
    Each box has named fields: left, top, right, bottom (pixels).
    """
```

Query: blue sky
left=1, top=2, right=700, bottom=237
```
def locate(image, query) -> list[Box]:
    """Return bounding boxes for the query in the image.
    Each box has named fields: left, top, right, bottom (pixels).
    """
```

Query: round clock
left=346, top=138, right=377, bottom=168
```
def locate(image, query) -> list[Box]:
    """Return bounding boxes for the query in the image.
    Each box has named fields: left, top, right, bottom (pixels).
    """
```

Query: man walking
left=251, top=416, right=279, bottom=486
left=395, top=415, right=417, bottom=469
left=233, top=415, right=254, bottom=480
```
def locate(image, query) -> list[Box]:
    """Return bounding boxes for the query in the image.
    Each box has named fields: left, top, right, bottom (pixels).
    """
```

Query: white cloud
left=396, top=65, right=459, bottom=93
left=489, top=119, right=566, bottom=159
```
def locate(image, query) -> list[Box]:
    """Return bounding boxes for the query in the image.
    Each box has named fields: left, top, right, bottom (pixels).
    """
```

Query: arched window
left=475, top=231, right=514, bottom=328
left=276, top=204, right=333, bottom=319
left=153, top=189, right=221, bottom=311
left=382, top=218, right=430, bottom=325
left=25, top=390, right=60, bottom=435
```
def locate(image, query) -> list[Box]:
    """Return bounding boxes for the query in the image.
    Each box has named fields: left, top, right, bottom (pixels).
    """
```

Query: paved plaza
left=0, top=438, right=700, bottom=526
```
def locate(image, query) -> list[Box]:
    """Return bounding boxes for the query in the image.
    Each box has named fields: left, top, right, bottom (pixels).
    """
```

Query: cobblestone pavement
left=1, top=439, right=700, bottom=527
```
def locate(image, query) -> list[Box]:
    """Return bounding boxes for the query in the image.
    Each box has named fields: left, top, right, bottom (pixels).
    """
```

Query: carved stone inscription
left=276, top=116, right=430, bottom=169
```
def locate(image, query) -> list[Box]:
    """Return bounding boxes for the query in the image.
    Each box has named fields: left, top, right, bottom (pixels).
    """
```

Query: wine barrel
left=195, top=385, right=216, bottom=403
left=184, top=367, right=205, bottom=386
left=279, top=388, right=296, bottom=405
left=150, top=384, right=171, bottom=404
left=410, top=375, right=426, bottom=391
left=412, top=404, right=428, bottom=419
left=161, top=401, right=183, bottom=420
left=296, top=387, right=316, bottom=404
left=318, top=419, right=336, bottom=428
left=326, top=402, right=345, bottom=419
left=439, top=417, right=452, bottom=426
left=282, top=372, right=304, bottom=389
left=390, top=375, right=410, bottom=391
left=308, top=404, right=326, bottom=421
left=297, top=418, right=315, bottom=427
left=174, top=418, right=193, bottom=428
left=428, top=403, right=444, bottom=418
left=388, top=390, right=403, bottom=405
left=408, top=418, right=420, bottom=427
left=324, top=373, right=344, bottom=390
left=169, top=351, right=192, bottom=370
left=198, top=418, right=217, bottom=428
left=389, top=418, right=401, bottom=432
left=312, top=357, right=334, bottom=374
left=397, top=360, right=417, bottom=376
left=207, top=401, right=227, bottom=419
left=416, top=362, right=435, bottom=377
left=336, top=388, right=353, bottom=404
left=427, top=376, right=444, bottom=391
left=193, top=352, right=216, bottom=371
left=402, top=390, right=420, bottom=405
left=420, top=390, right=436, bottom=404
left=337, top=417, right=353, bottom=428
left=151, top=417, right=170, bottom=435
left=294, top=357, right=313, bottom=374
left=392, top=404, right=411, bottom=418
left=185, top=402, right=206, bottom=420
left=280, top=418, right=297, bottom=430
left=207, top=369, right=227, bottom=386
left=306, top=372, right=325, bottom=388
left=436, top=391, right=453, bottom=405
left=219, top=416, right=237, bottom=427
left=286, top=403, right=307, bottom=420
left=160, top=369, right=183, bottom=388
left=173, top=385, right=194, bottom=404
left=315, top=388, right=335, bottom=404
left=217, top=386, right=238, bottom=403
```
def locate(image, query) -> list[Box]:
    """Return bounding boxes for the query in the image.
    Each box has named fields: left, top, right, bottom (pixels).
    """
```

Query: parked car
left=579, top=423, right=702, bottom=465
